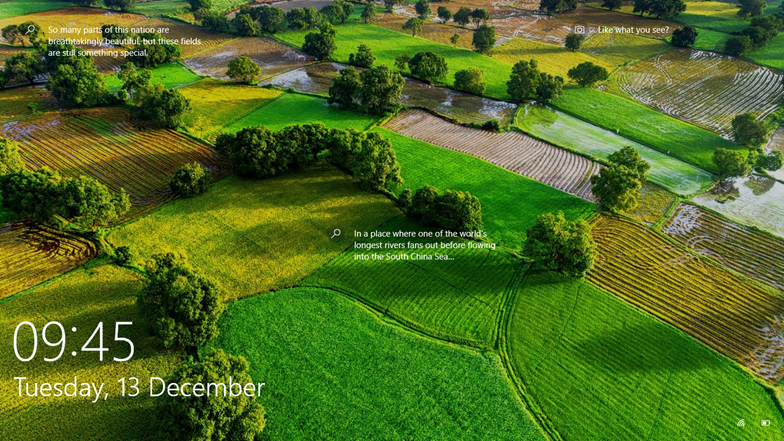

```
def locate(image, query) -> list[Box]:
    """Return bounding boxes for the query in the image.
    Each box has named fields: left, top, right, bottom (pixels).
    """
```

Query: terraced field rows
left=615, top=49, right=784, bottom=135
left=0, top=222, right=98, bottom=299
left=0, top=108, right=229, bottom=215
left=662, top=203, right=784, bottom=291
left=184, top=37, right=314, bottom=80
left=588, top=216, right=784, bottom=382
left=386, top=110, right=599, bottom=200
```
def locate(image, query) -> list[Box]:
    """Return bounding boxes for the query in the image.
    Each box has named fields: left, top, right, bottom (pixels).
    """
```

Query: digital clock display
left=13, top=322, right=134, bottom=363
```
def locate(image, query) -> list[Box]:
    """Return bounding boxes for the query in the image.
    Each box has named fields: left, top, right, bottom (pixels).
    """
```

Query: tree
left=713, top=148, right=751, bottom=178
left=602, top=0, right=622, bottom=10
left=328, top=65, right=361, bottom=108
left=1, top=25, right=23, bottom=46
left=408, top=51, right=448, bottom=83
left=671, top=26, right=697, bottom=47
left=740, top=25, right=773, bottom=48
left=227, top=56, right=261, bottom=84
left=47, top=59, right=108, bottom=107
left=567, top=62, right=609, bottom=87
left=454, top=7, right=472, bottom=27
left=4, top=52, right=44, bottom=84
left=591, top=146, right=650, bottom=213
left=170, top=162, right=211, bottom=197
left=321, top=1, right=349, bottom=24
left=362, top=3, right=377, bottom=23
left=104, top=0, right=137, bottom=12
left=117, top=62, right=152, bottom=104
left=3, top=22, right=42, bottom=47
left=737, top=0, right=766, bottom=18
left=731, top=113, right=768, bottom=146
left=164, top=350, right=266, bottom=441
left=349, top=44, right=375, bottom=68
left=507, top=59, right=540, bottom=102
left=0, top=137, right=25, bottom=175
left=139, top=86, right=192, bottom=128
left=454, top=67, right=486, bottom=95
left=138, top=253, right=225, bottom=354
left=128, top=32, right=181, bottom=67
left=724, top=35, right=753, bottom=56
left=409, top=185, right=482, bottom=232
left=536, top=72, right=564, bottom=103
left=437, top=6, right=453, bottom=23
left=415, top=0, right=431, bottom=18
left=394, top=53, right=410, bottom=72
left=472, top=24, right=496, bottom=53
left=188, top=0, right=211, bottom=10
left=470, top=8, right=489, bottom=28
left=232, top=13, right=260, bottom=36
left=402, top=17, right=424, bottom=36
left=257, top=5, right=286, bottom=33
left=565, top=32, right=585, bottom=51
left=633, top=0, right=652, bottom=14
left=347, top=132, right=403, bottom=191
left=539, top=0, right=577, bottom=15
left=524, top=211, right=596, bottom=277
left=359, top=64, right=405, bottom=115
left=450, top=33, right=460, bottom=45
left=59, top=176, right=131, bottom=228
left=756, top=151, right=783, bottom=172
left=286, top=7, right=324, bottom=29
left=202, top=12, right=231, bottom=33
left=384, top=0, right=405, bottom=12
left=649, top=0, right=686, bottom=18
left=302, top=23, right=336, bottom=60
left=215, top=126, right=281, bottom=177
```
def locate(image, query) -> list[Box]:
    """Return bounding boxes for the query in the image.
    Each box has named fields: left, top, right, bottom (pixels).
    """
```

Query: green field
left=0, top=264, right=179, bottom=441
left=551, top=87, right=742, bottom=172
left=104, top=63, right=201, bottom=93
left=506, top=270, right=784, bottom=441
left=677, top=0, right=784, bottom=33
left=0, top=0, right=74, bottom=17
left=691, top=28, right=732, bottom=52
left=303, top=216, right=518, bottom=347
left=375, top=128, right=596, bottom=248
left=210, top=287, right=546, bottom=440
left=223, top=93, right=379, bottom=133
left=108, top=163, right=399, bottom=301
left=517, top=105, right=714, bottom=195
left=747, top=33, right=784, bottom=70
left=274, top=13, right=515, bottom=98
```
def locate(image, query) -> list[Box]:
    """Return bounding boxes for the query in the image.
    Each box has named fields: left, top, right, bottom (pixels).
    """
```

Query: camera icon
left=575, top=25, right=586, bottom=34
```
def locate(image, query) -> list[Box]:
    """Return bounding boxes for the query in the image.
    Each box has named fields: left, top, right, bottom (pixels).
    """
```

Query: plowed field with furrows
left=588, top=216, right=784, bottom=382
left=386, top=110, right=599, bottom=200
left=0, top=108, right=229, bottom=216
left=0, top=222, right=98, bottom=299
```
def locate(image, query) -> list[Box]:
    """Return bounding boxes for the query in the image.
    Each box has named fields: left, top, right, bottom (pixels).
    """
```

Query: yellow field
left=582, top=32, right=670, bottom=67
left=627, top=183, right=676, bottom=224
left=492, top=37, right=614, bottom=79
left=0, top=85, right=54, bottom=123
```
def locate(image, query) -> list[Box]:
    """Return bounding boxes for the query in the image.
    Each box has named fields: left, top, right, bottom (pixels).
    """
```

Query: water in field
left=518, top=104, right=714, bottom=195
left=693, top=176, right=784, bottom=238
left=262, top=62, right=517, bottom=125
left=766, top=128, right=784, bottom=182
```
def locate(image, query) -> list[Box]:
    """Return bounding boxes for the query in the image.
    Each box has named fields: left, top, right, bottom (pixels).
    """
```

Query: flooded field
left=262, top=63, right=517, bottom=125
left=693, top=176, right=784, bottom=238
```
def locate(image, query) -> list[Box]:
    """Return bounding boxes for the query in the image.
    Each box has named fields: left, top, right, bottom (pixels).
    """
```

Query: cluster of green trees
left=591, top=146, right=651, bottom=214
left=725, top=15, right=783, bottom=56
left=507, top=59, right=564, bottom=104
left=215, top=123, right=403, bottom=193
left=134, top=252, right=265, bottom=440
left=227, top=56, right=262, bottom=84
left=524, top=211, right=596, bottom=278
left=633, top=0, right=687, bottom=19
left=671, top=26, right=698, bottom=47
left=348, top=44, right=376, bottom=68
left=118, top=63, right=192, bottom=128
left=170, top=162, right=212, bottom=197
left=712, top=114, right=782, bottom=178
left=101, top=23, right=181, bottom=67
left=328, top=63, right=405, bottom=114
left=0, top=137, right=130, bottom=228
left=736, top=0, right=768, bottom=19
left=302, top=23, right=337, bottom=60
left=197, top=0, right=352, bottom=36
left=539, top=0, right=578, bottom=16
left=401, top=185, right=483, bottom=233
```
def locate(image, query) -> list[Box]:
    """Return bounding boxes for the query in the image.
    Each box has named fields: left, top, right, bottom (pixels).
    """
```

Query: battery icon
left=762, top=420, right=771, bottom=426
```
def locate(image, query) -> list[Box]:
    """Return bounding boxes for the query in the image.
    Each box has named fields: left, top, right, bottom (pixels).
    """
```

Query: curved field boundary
left=385, top=110, right=599, bottom=201
left=614, top=49, right=784, bottom=136
left=588, top=215, right=784, bottom=382
left=0, top=222, right=99, bottom=299
left=0, top=107, right=230, bottom=218
left=662, top=203, right=784, bottom=292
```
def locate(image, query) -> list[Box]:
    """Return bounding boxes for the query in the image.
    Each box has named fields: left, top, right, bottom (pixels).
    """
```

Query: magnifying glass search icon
left=330, top=229, right=341, bottom=239
left=25, top=25, right=35, bottom=35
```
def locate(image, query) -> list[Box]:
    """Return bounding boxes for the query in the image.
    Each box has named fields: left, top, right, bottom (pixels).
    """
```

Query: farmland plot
left=184, top=37, right=314, bottom=81
left=0, top=222, right=98, bottom=299
left=588, top=216, right=784, bottom=382
left=0, top=107, right=229, bottom=216
left=0, top=85, right=54, bottom=124
left=386, top=110, right=599, bottom=200
left=662, top=203, right=784, bottom=292
left=692, top=176, right=784, bottom=238
left=614, top=49, right=784, bottom=135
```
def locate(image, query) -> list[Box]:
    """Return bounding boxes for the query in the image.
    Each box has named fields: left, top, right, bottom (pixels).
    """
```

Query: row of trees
left=328, top=64, right=405, bottom=114
left=401, top=185, right=483, bottom=233
left=215, top=123, right=403, bottom=193
left=724, top=15, right=783, bottom=57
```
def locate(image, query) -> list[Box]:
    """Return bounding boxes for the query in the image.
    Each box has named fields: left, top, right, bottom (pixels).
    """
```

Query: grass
left=492, top=37, right=614, bottom=80
left=222, top=93, right=379, bottom=133
left=517, top=104, right=714, bottom=195
left=127, top=0, right=190, bottom=16
left=691, top=27, right=732, bottom=52
left=0, top=0, right=75, bottom=17
left=506, top=270, right=784, bottom=441
left=104, top=63, right=201, bottom=93
left=179, top=78, right=283, bottom=138
left=376, top=128, right=596, bottom=248
left=303, top=216, right=518, bottom=348
left=551, top=87, right=742, bottom=172
left=0, top=264, right=180, bottom=441
left=747, top=33, right=784, bottom=71
left=210, top=287, right=546, bottom=440
left=107, top=163, right=400, bottom=301
left=678, top=0, right=784, bottom=33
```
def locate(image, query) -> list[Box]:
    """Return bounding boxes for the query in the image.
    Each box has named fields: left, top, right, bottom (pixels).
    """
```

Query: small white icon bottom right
left=762, top=420, right=771, bottom=426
